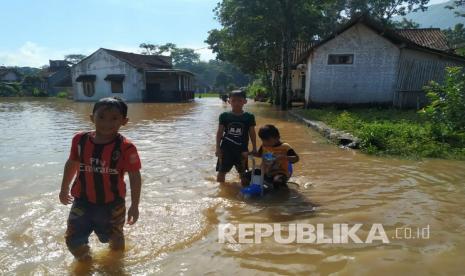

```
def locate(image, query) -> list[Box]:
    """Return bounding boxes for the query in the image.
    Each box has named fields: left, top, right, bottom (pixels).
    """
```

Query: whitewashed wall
left=0, top=72, right=20, bottom=82
left=307, top=23, right=400, bottom=105
left=71, top=49, right=144, bottom=102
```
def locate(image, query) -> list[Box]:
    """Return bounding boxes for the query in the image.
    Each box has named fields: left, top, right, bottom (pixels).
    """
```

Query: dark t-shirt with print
left=219, top=111, right=256, bottom=151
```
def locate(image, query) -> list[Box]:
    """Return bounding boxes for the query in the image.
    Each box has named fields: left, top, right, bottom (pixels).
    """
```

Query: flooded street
left=1, top=97, right=465, bottom=275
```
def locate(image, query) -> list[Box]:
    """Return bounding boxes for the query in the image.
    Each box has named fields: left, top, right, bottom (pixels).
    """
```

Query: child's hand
left=127, top=205, right=139, bottom=225
left=59, top=188, right=73, bottom=205
left=215, top=147, right=222, bottom=158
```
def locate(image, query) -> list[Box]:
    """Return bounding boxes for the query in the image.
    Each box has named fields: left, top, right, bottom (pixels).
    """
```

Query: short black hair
left=258, top=124, right=280, bottom=140
left=92, top=97, right=128, bottom=117
left=229, top=90, right=246, bottom=99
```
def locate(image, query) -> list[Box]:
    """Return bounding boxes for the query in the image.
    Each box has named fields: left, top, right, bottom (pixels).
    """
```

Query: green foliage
left=423, top=67, right=465, bottom=133
left=56, top=91, right=68, bottom=98
left=445, top=0, right=465, bottom=17
left=206, top=0, right=341, bottom=75
left=343, top=0, right=430, bottom=22
left=207, top=0, right=431, bottom=110
left=139, top=42, right=249, bottom=91
left=139, top=42, right=200, bottom=66
left=21, top=75, right=44, bottom=96
left=391, top=18, right=420, bottom=28
left=443, top=23, right=465, bottom=56
left=246, top=80, right=269, bottom=99
left=64, top=54, right=86, bottom=65
left=32, top=88, right=48, bottom=97
left=0, top=82, right=22, bottom=97
left=443, top=23, right=465, bottom=45
left=298, top=106, right=465, bottom=159
left=198, top=92, right=220, bottom=98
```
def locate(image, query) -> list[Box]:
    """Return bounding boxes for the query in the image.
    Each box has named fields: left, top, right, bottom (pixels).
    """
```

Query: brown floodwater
left=0, top=97, right=465, bottom=275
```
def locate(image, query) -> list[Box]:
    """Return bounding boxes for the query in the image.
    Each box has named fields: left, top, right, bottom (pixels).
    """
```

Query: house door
left=145, top=83, right=161, bottom=102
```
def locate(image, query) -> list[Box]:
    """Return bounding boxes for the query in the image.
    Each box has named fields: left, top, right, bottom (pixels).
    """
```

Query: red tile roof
left=395, top=28, right=450, bottom=51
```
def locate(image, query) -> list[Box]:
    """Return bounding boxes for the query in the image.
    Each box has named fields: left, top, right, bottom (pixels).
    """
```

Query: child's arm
left=253, top=146, right=262, bottom=157
left=215, top=124, right=224, bottom=157
left=59, top=159, right=79, bottom=205
left=249, top=126, right=257, bottom=153
left=287, top=155, right=299, bottom=163
left=277, top=149, right=299, bottom=163
left=127, top=170, right=142, bottom=225
left=287, top=148, right=299, bottom=163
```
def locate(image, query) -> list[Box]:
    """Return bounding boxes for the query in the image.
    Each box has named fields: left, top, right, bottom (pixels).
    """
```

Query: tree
left=138, top=42, right=250, bottom=92
left=139, top=43, right=157, bottom=55
left=171, top=48, right=200, bottom=66
left=139, top=42, right=177, bottom=55
left=139, top=43, right=200, bottom=66
left=343, top=0, right=430, bottom=24
left=215, top=71, right=231, bottom=91
left=423, top=67, right=465, bottom=133
left=444, top=23, right=465, bottom=46
left=207, top=0, right=342, bottom=110
left=445, top=0, right=465, bottom=17
left=392, top=18, right=420, bottom=29
left=64, top=54, right=86, bottom=64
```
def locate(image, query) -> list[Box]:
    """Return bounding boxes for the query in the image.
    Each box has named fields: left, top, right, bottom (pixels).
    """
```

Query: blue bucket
left=240, top=183, right=263, bottom=197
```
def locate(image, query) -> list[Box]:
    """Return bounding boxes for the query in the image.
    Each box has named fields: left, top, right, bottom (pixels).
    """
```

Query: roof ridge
left=396, top=28, right=441, bottom=31
left=100, top=48, right=173, bottom=70
left=101, top=47, right=169, bottom=58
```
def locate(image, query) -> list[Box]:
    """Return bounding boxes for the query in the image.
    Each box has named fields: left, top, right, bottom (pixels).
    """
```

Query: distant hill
left=394, top=0, right=465, bottom=29
left=15, top=67, right=41, bottom=76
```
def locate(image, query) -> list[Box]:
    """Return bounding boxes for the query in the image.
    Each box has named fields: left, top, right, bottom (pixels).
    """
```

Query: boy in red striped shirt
left=59, top=97, right=142, bottom=261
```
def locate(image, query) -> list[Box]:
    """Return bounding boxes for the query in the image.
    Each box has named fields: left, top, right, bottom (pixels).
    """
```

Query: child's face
left=228, top=96, right=247, bottom=112
left=90, top=106, right=128, bottom=136
left=261, top=137, right=280, bottom=147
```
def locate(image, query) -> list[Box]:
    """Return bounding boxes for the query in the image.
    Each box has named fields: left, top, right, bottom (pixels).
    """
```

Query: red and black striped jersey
left=68, top=131, right=141, bottom=204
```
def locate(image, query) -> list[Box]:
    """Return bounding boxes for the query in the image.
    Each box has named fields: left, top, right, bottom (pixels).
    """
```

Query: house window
left=111, top=80, right=123, bottom=93
left=83, top=81, right=95, bottom=97
left=328, top=54, right=354, bottom=65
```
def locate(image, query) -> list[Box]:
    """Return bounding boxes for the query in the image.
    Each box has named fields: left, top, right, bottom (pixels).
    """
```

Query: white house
left=296, top=15, right=465, bottom=108
left=0, top=67, right=22, bottom=82
left=71, top=48, right=194, bottom=102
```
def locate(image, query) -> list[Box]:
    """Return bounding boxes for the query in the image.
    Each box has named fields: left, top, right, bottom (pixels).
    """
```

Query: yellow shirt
left=260, top=143, right=294, bottom=177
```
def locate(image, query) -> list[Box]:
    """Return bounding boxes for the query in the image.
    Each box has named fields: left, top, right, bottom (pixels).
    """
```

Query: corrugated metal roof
left=395, top=28, right=450, bottom=51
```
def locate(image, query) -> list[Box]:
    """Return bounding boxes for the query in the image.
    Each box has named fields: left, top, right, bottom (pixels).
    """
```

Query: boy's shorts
left=65, top=197, right=126, bottom=255
left=216, top=146, right=248, bottom=173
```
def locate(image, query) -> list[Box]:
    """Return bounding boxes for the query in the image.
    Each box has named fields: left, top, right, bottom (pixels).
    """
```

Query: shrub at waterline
left=421, top=67, right=465, bottom=147
left=0, top=82, right=22, bottom=97
left=56, top=91, right=68, bottom=98
left=295, top=67, right=465, bottom=159
left=247, top=80, right=269, bottom=101
left=296, top=107, right=465, bottom=159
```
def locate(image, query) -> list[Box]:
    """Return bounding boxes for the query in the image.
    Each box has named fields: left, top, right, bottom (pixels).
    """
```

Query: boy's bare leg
left=217, top=172, right=226, bottom=183
left=239, top=152, right=249, bottom=186
left=109, top=200, right=126, bottom=251
left=69, top=244, right=92, bottom=262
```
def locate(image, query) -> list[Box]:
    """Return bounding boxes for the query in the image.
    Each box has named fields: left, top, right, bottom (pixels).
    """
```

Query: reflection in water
left=0, top=98, right=465, bottom=275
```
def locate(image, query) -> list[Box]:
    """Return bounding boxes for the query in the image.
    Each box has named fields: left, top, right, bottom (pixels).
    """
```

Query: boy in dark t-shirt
left=216, top=90, right=257, bottom=185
